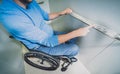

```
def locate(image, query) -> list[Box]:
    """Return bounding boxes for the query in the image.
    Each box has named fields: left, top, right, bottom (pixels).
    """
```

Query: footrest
left=60, top=56, right=71, bottom=62
left=70, top=57, right=78, bottom=62
left=61, top=57, right=78, bottom=72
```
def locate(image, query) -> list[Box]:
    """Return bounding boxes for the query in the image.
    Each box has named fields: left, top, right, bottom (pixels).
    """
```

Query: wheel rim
left=24, top=52, right=59, bottom=70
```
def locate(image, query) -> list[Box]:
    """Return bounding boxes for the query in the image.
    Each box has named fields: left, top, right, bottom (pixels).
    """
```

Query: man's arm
left=58, top=25, right=94, bottom=43
left=48, top=8, right=95, bottom=44
left=49, top=8, right=72, bottom=20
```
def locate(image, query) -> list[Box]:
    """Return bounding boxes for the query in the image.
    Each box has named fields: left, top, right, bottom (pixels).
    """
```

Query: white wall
left=36, top=0, right=50, bottom=12
left=0, top=24, right=25, bottom=74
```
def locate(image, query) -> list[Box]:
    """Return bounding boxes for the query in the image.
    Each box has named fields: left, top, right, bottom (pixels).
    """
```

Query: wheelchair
left=9, top=36, right=78, bottom=72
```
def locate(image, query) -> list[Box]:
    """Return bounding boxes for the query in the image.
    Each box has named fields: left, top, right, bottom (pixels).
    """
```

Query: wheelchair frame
left=9, top=36, right=77, bottom=72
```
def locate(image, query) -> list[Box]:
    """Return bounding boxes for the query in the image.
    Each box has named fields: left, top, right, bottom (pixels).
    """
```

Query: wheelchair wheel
left=24, top=51, right=60, bottom=71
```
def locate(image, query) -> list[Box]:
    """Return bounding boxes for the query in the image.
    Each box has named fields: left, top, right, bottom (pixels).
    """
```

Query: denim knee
left=69, top=44, right=80, bottom=57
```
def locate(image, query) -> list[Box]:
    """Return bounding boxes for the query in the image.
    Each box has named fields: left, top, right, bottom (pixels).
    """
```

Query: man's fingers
left=65, top=8, right=72, bottom=14
left=68, top=8, right=72, bottom=13
left=86, top=25, right=95, bottom=29
left=87, top=30, right=90, bottom=32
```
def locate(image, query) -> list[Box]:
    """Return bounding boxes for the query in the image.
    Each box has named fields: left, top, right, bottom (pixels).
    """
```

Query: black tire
left=61, top=67, right=67, bottom=72
left=24, top=51, right=60, bottom=71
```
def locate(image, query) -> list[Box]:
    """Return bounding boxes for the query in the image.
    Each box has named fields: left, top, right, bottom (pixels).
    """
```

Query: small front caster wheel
left=61, top=67, right=67, bottom=72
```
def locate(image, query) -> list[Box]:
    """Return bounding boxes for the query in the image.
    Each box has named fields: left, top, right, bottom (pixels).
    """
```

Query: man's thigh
left=36, top=43, right=80, bottom=56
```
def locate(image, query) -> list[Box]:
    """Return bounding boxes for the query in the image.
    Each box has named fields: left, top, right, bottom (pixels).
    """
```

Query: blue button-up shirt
left=0, top=0, right=59, bottom=49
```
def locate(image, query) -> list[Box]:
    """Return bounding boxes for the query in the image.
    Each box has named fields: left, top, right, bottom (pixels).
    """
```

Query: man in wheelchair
left=0, top=0, right=93, bottom=71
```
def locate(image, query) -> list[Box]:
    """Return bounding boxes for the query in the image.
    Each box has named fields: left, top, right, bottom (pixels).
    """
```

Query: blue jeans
left=35, top=31, right=80, bottom=57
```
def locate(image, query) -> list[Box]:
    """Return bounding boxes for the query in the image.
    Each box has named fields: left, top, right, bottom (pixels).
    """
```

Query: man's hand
left=49, top=8, right=72, bottom=20
left=60, top=8, right=72, bottom=15
left=75, top=25, right=94, bottom=36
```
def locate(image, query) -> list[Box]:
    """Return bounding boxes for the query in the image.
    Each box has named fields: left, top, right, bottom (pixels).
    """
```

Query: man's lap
left=35, top=43, right=80, bottom=57
left=34, top=31, right=80, bottom=57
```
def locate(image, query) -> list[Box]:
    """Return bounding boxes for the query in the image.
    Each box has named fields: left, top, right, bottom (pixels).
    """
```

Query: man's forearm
left=49, top=12, right=62, bottom=20
left=58, top=25, right=94, bottom=44
left=58, top=30, right=78, bottom=44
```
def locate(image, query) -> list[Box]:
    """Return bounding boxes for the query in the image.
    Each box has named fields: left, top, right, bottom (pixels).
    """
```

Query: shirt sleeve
left=33, top=0, right=49, bottom=21
left=20, top=27, right=59, bottom=47
left=1, top=16, right=59, bottom=47
left=39, top=7, right=49, bottom=21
